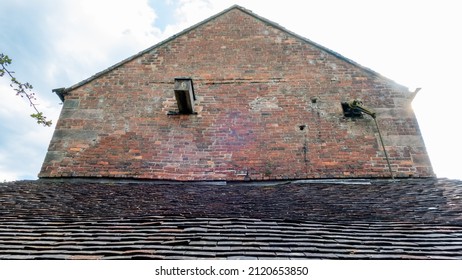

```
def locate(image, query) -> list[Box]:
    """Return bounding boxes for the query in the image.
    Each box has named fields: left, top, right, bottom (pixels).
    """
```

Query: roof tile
left=1, top=178, right=462, bottom=259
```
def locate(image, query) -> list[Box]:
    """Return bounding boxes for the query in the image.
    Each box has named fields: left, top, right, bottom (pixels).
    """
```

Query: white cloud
left=0, top=81, right=56, bottom=181
left=43, top=0, right=163, bottom=87
left=160, top=0, right=215, bottom=37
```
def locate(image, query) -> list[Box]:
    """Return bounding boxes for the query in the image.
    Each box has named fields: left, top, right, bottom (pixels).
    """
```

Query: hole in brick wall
left=341, top=102, right=363, bottom=118
left=299, top=125, right=306, bottom=131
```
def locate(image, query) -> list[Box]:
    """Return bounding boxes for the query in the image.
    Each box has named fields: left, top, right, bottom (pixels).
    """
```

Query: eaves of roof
left=55, top=5, right=405, bottom=99
left=1, top=178, right=461, bottom=260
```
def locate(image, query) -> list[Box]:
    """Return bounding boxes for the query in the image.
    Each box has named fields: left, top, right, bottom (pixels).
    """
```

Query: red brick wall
left=39, top=8, right=434, bottom=180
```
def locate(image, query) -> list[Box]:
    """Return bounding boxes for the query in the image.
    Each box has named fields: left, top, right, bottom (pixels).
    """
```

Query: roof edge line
left=235, top=6, right=407, bottom=88
left=37, top=176, right=439, bottom=186
left=58, top=4, right=406, bottom=94
left=60, top=5, right=245, bottom=94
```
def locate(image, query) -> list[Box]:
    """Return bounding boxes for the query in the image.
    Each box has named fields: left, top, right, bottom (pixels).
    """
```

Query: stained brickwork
left=39, top=6, right=433, bottom=180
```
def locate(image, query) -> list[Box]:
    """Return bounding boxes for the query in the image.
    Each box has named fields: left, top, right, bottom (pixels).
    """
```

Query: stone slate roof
left=1, top=178, right=462, bottom=259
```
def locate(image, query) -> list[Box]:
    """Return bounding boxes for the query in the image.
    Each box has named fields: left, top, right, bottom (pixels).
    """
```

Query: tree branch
left=0, top=53, right=52, bottom=127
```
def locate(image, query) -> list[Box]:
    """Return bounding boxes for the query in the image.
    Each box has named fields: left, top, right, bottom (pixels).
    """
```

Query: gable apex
left=57, top=5, right=249, bottom=96
left=56, top=5, right=403, bottom=98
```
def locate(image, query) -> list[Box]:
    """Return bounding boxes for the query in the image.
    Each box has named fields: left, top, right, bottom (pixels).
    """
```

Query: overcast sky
left=1, top=0, right=461, bottom=181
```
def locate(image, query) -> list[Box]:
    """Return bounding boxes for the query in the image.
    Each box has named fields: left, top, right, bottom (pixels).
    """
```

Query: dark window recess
left=169, top=77, right=196, bottom=115
left=341, top=102, right=363, bottom=118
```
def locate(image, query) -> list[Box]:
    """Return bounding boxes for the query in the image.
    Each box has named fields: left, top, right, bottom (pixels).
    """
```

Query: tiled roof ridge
left=23, top=176, right=451, bottom=186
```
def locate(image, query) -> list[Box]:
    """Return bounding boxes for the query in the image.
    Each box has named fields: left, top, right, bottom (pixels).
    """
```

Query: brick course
left=39, top=6, right=433, bottom=180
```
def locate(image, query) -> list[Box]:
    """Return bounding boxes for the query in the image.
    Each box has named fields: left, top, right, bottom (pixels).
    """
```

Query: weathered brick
left=39, top=7, right=433, bottom=181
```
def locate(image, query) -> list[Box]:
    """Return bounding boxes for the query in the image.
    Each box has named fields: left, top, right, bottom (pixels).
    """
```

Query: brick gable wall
left=39, top=8, right=433, bottom=180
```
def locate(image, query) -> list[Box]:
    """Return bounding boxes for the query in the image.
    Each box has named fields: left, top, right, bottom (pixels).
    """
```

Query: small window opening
left=172, top=77, right=196, bottom=115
